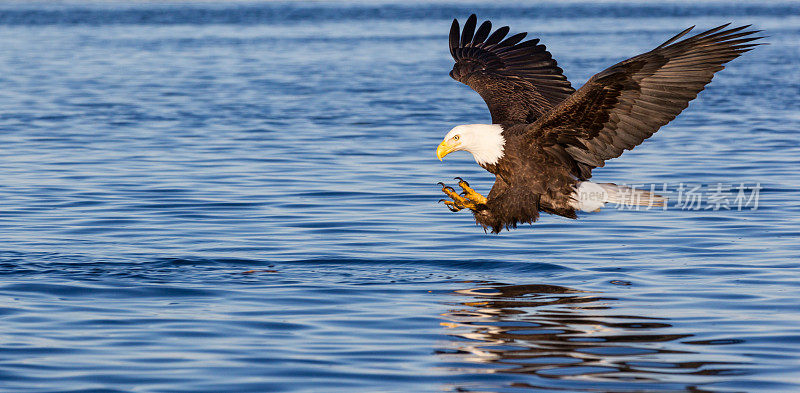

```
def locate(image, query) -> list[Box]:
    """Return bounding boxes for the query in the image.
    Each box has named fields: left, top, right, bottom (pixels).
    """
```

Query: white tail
left=572, top=182, right=667, bottom=212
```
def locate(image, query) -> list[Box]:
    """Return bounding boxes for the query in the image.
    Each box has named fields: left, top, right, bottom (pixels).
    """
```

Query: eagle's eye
left=453, top=135, right=460, bottom=141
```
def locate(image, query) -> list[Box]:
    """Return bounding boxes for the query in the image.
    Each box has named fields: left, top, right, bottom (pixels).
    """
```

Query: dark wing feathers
left=485, top=26, right=510, bottom=46
left=460, top=14, right=477, bottom=46
left=449, top=14, right=575, bottom=124
left=472, top=20, right=492, bottom=44
left=532, top=24, right=763, bottom=179
left=655, top=25, right=696, bottom=49
left=497, top=32, right=528, bottom=48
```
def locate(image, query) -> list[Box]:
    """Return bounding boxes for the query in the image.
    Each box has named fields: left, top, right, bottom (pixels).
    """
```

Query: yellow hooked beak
left=436, top=139, right=459, bottom=161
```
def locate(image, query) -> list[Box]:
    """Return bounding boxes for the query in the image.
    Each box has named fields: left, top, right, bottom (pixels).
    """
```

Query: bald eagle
left=436, top=15, right=762, bottom=233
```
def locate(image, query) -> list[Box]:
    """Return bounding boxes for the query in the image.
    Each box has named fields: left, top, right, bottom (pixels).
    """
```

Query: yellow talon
left=439, top=199, right=463, bottom=212
left=438, top=179, right=487, bottom=212
left=455, top=177, right=488, bottom=204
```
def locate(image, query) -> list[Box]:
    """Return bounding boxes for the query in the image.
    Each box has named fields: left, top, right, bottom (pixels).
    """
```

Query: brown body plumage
left=437, top=15, right=763, bottom=233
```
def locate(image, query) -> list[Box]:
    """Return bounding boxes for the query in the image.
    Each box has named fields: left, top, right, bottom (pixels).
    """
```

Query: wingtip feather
left=449, top=18, right=460, bottom=58
left=461, top=14, right=477, bottom=47
left=657, top=25, right=695, bottom=49
left=473, top=20, right=492, bottom=45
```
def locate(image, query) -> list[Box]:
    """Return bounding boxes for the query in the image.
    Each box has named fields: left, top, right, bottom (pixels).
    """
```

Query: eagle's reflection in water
left=439, top=283, right=743, bottom=392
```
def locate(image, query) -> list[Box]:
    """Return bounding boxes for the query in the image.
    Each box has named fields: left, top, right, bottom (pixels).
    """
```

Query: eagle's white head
left=436, top=124, right=505, bottom=166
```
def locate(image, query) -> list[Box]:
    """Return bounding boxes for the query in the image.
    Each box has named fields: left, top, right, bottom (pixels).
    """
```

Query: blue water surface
left=0, top=1, right=799, bottom=392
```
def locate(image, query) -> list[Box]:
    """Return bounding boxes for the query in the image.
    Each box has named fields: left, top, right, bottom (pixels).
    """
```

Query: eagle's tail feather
left=573, top=182, right=667, bottom=212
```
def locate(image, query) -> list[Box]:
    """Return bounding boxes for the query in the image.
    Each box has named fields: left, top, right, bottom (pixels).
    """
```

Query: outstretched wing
left=531, top=24, right=763, bottom=180
left=450, top=14, right=575, bottom=124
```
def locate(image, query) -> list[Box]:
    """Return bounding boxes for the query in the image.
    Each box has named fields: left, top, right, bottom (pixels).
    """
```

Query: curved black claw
left=438, top=198, right=462, bottom=212
left=437, top=182, right=446, bottom=187
left=454, top=177, right=464, bottom=182
left=454, top=176, right=470, bottom=187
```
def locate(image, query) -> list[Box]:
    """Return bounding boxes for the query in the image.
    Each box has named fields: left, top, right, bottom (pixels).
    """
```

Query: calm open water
left=0, top=1, right=799, bottom=392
